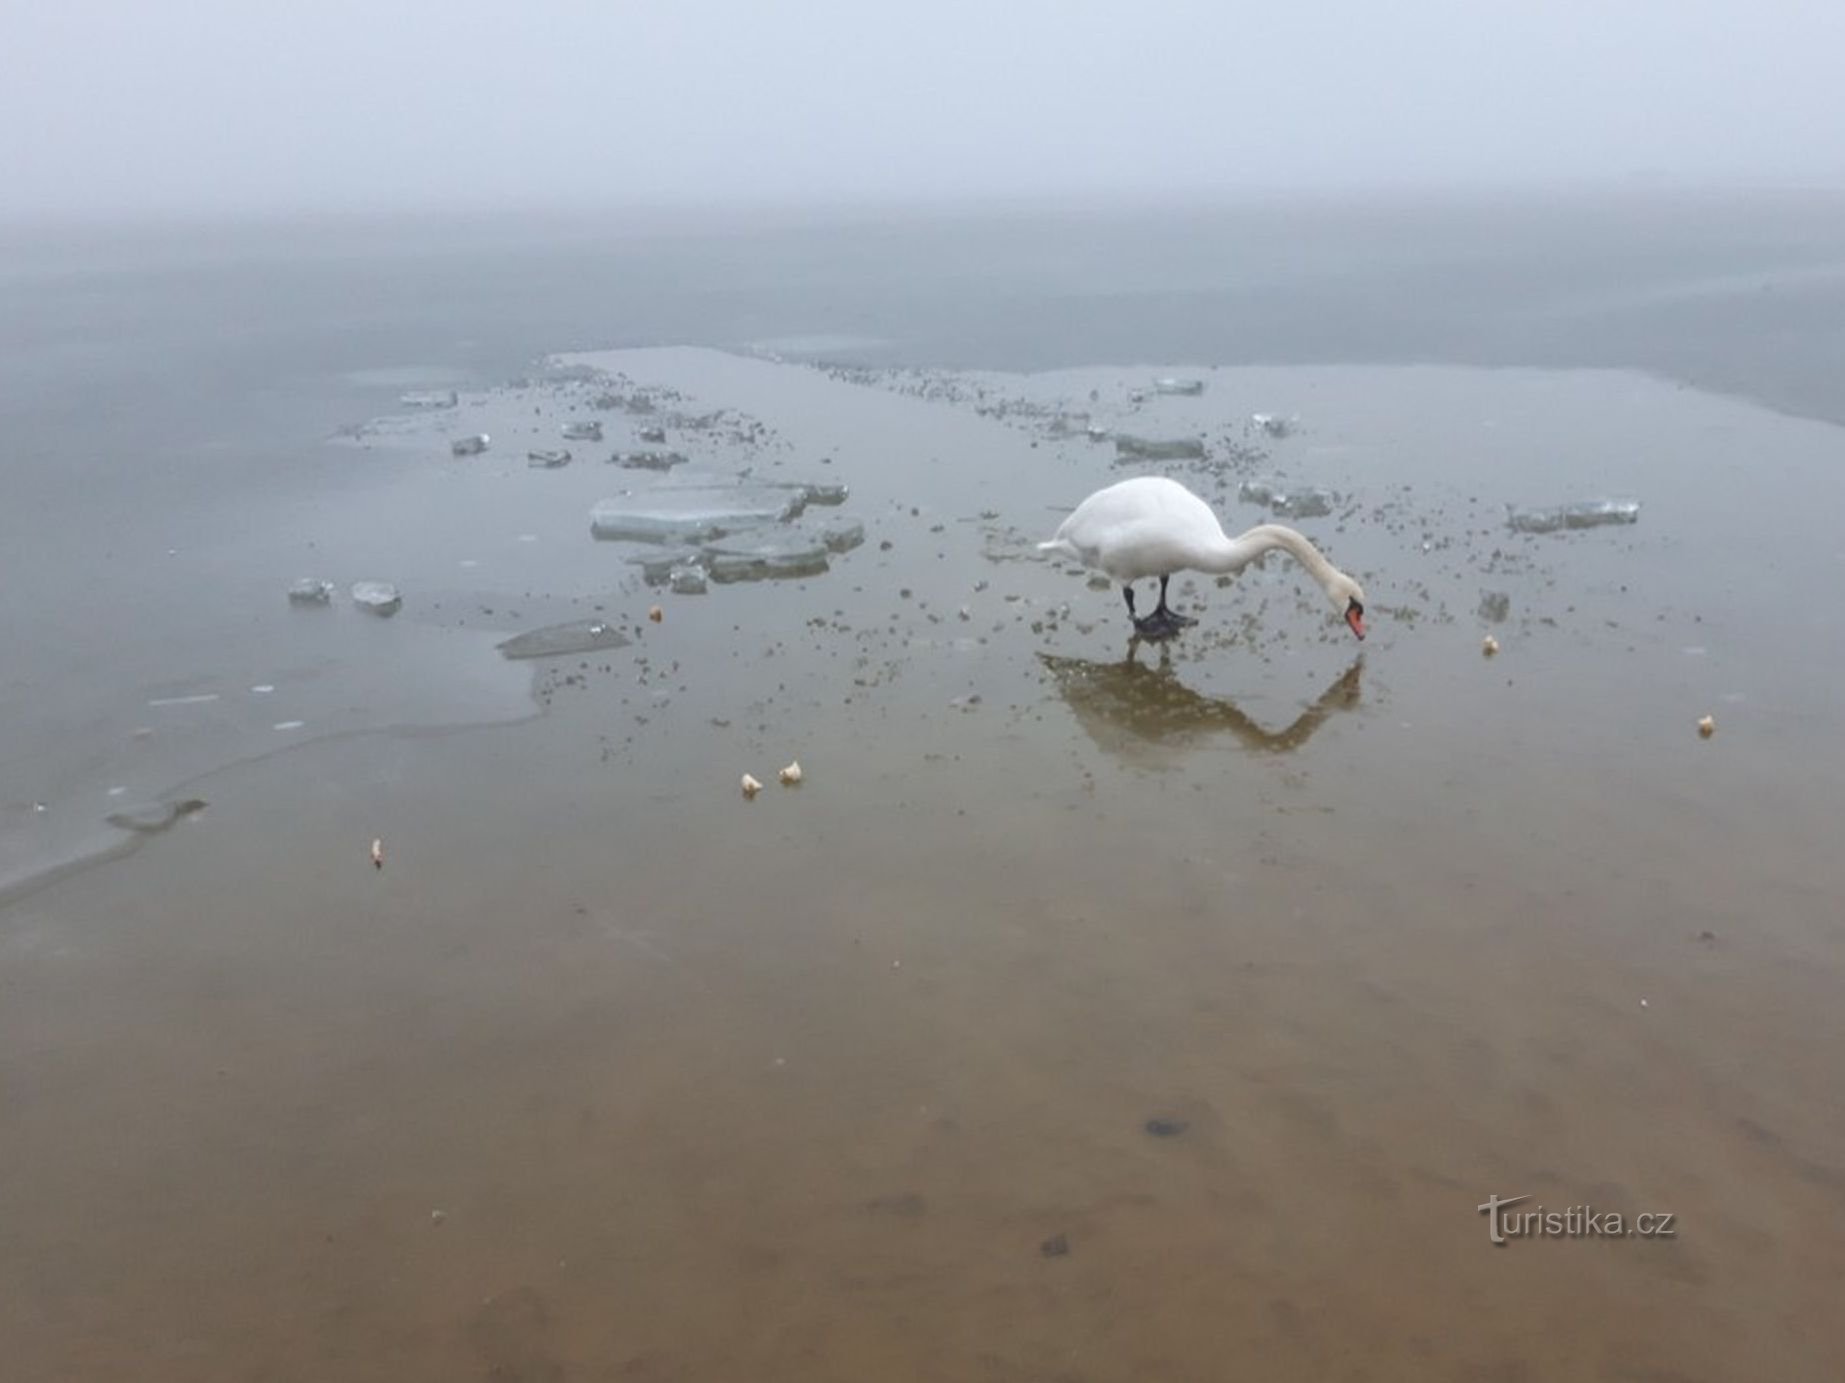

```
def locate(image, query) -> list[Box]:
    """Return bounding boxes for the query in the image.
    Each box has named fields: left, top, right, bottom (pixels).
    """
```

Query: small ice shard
left=668, top=565, right=708, bottom=595
left=272, top=720, right=305, bottom=731
left=779, top=760, right=802, bottom=785
left=1085, top=423, right=1110, bottom=441
left=1114, top=435, right=1206, bottom=461
left=613, top=450, right=689, bottom=471
left=527, top=448, right=572, bottom=468
left=1506, top=500, right=1641, bottom=534
left=818, top=518, right=865, bottom=553
left=703, top=532, right=831, bottom=583
left=400, top=389, right=458, bottom=409
left=560, top=420, right=603, bottom=442
left=496, top=618, right=631, bottom=660
left=287, top=578, right=336, bottom=605
left=638, top=425, right=668, bottom=444
left=106, top=798, right=207, bottom=834
left=450, top=434, right=490, bottom=457
left=147, top=692, right=219, bottom=707
left=1478, top=590, right=1511, bottom=623
left=1154, top=377, right=1205, bottom=396
left=1251, top=412, right=1297, bottom=438
left=589, top=487, right=805, bottom=543
left=351, top=581, right=403, bottom=616
left=1238, top=477, right=1336, bottom=518
left=779, top=480, right=848, bottom=506
left=629, top=548, right=704, bottom=585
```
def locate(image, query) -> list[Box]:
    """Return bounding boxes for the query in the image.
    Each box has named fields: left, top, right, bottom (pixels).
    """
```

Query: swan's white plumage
left=1040, top=476, right=1230, bottom=582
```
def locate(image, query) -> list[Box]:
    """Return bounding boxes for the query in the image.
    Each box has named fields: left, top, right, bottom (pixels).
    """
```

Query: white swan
left=1039, top=476, right=1367, bottom=640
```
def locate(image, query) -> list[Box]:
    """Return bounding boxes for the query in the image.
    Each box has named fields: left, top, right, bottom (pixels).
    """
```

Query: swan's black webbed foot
left=1132, top=607, right=1191, bottom=640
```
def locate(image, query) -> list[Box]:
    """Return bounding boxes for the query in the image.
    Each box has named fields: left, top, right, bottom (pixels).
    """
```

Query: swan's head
left=1326, top=570, right=1367, bottom=640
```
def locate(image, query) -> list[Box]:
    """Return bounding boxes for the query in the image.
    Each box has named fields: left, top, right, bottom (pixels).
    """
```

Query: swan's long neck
left=1199, top=523, right=1342, bottom=593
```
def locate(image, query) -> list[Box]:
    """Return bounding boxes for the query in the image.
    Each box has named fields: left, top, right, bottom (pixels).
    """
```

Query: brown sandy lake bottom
left=3, top=351, right=1843, bottom=1379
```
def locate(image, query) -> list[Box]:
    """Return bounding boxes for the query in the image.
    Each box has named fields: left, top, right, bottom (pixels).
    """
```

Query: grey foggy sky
left=4, top=0, right=1842, bottom=219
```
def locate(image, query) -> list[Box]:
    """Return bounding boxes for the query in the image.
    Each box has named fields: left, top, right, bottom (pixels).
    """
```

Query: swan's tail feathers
left=1037, top=538, right=1077, bottom=557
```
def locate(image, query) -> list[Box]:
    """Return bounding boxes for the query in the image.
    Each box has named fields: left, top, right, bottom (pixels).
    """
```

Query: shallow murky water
left=3, top=349, right=1842, bottom=1379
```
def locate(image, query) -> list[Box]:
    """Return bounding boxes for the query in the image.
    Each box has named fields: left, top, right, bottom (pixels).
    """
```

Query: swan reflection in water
left=1038, top=643, right=1363, bottom=765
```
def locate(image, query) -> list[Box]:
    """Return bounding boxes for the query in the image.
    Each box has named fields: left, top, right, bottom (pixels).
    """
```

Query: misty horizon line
left=6, top=171, right=1845, bottom=239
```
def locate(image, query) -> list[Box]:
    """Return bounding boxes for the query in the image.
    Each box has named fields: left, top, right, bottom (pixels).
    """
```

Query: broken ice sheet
left=496, top=618, right=633, bottom=660
left=450, top=434, right=490, bottom=457
left=703, top=532, right=831, bottom=583
left=560, top=420, right=603, bottom=442
left=589, top=486, right=806, bottom=543
left=287, top=578, right=335, bottom=605
left=1506, top=500, right=1641, bottom=534
left=1154, top=377, right=1205, bottom=396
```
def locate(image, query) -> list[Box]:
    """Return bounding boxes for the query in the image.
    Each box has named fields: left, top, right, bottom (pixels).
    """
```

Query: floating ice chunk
left=1115, top=435, right=1206, bottom=461
left=351, top=581, right=403, bottom=615
left=560, top=420, right=603, bottom=442
left=613, top=450, right=689, bottom=471
left=1478, top=590, right=1511, bottom=622
left=1154, top=377, right=1205, bottom=396
left=1251, top=413, right=1297, bottom=438
left=451, top=434, right=490, bottom=457
left=1239, top=477, right=1336, bottom=518
left=1085, top=423, right=1110, bottom=441
left=400, top=389, right=458, bottom=409
left=790, top=480, right=849, bottom=506
left=527, top=449, right=572, bottom=468
left=496, top=618, right=633, bottom=660
left=1506, top=500, right=1641, bottom=534
left=669, top=565, right=709, bottom=595
left=287, top=578, right=336, bottom=605
left=628, top=548, right=705, bottom=585
left=818, top=518, right=865, bottom=553
left=106, top=798, right=206, bottom=833
left=638, top=425, right=668, bottom=444
left=589, top=487, right=805, bottom=543
left=703, top=533, right=831, bottom=583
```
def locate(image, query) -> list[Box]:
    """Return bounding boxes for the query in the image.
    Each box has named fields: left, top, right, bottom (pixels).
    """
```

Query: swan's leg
left=1125, top=583, right=1176, bottom=639
left=1154, top=573, right=1196, bottom=627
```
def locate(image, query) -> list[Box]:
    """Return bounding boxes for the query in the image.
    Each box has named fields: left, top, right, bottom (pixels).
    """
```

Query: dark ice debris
left=612, top=450, right=689, bottom=471
left=450, top=434, right=490, bottom=457
left=560, top=420, right=603, bottom=442
left=527, top=449, right=572, bottom=468
left=1478, top=590, right=1511, bottom=622
left=1115, top=435, right=1207, bottom=462
left=400, top=389, right=458, bottom=409
left=1505, top=500, right=1641, bottom=534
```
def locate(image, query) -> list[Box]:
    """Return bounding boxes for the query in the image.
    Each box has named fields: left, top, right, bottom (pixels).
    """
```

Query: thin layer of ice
left=527, top=449, right=572, bottom=468
left=1506, top=500, right=1641, bottom=534
left=400, top=389, right=458, bottom=409
left=287, top=578, right=335, bottom=605
left=451, top=434, right=490, bottom=456
left=612, top=450, right=689, bottom=471
left=560, top=420, right=603, bottom=442
left=497, top=618, right=632, bottom=660
left=1155, top=377, right=1205, bottom=396
left=669, top=565, right=709, bottom=595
